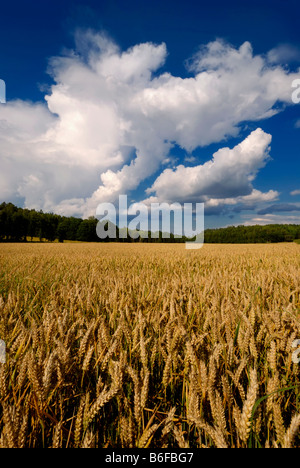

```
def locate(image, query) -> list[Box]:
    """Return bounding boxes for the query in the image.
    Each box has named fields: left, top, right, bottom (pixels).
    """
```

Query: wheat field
left=0, top=242, right=299, bottom=448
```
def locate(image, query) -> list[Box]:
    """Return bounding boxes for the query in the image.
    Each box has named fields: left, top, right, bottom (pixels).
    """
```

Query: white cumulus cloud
left=0, top=32, right=298, bottom=217
left=146, top=128, right=273, bottom=203
left=290, top=189, right=300, bottom=196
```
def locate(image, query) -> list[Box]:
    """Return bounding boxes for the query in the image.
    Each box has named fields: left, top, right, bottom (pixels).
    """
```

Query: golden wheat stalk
left=282, top=414, right=300, bottom=448
left=238, top=368, right=258, bottom=444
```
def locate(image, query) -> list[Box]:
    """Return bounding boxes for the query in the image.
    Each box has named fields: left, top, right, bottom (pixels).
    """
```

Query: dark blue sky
left=1, top=0, right=300, bottom=101
left=0, top=0, right=299, bottom=228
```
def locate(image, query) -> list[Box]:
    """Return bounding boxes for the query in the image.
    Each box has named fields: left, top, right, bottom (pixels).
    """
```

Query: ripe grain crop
left=0, top=242, right=299, bottom=448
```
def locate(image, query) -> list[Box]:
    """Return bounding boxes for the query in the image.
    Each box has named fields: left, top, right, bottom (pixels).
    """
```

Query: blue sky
left=0, top=0, right=299, bottom=229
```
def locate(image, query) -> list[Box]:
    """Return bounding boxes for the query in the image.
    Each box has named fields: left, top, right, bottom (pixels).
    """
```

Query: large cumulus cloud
left=0, top=31, right=298, bottom=216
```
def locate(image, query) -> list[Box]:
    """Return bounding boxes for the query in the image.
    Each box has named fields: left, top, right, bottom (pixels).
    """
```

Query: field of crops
left=0, top=242, right=299, bottom=448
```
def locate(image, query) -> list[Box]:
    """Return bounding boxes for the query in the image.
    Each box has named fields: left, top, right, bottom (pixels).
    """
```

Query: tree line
left=0, top=202, right=300, bottom=243
left=0, top=202, right=97, bottom=242
left=204, top=224, right=300, bottom=243
left=0, top=202, right=187, bottom=243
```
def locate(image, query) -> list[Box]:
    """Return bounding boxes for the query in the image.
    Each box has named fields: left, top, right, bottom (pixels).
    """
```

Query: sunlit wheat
left=0, top=242, right=299, bottom=447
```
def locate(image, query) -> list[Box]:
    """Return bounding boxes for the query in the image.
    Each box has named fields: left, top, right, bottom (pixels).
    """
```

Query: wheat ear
left=238, top=368, right=258, bottom=444
left=282, top=414, right=300, bottom=448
